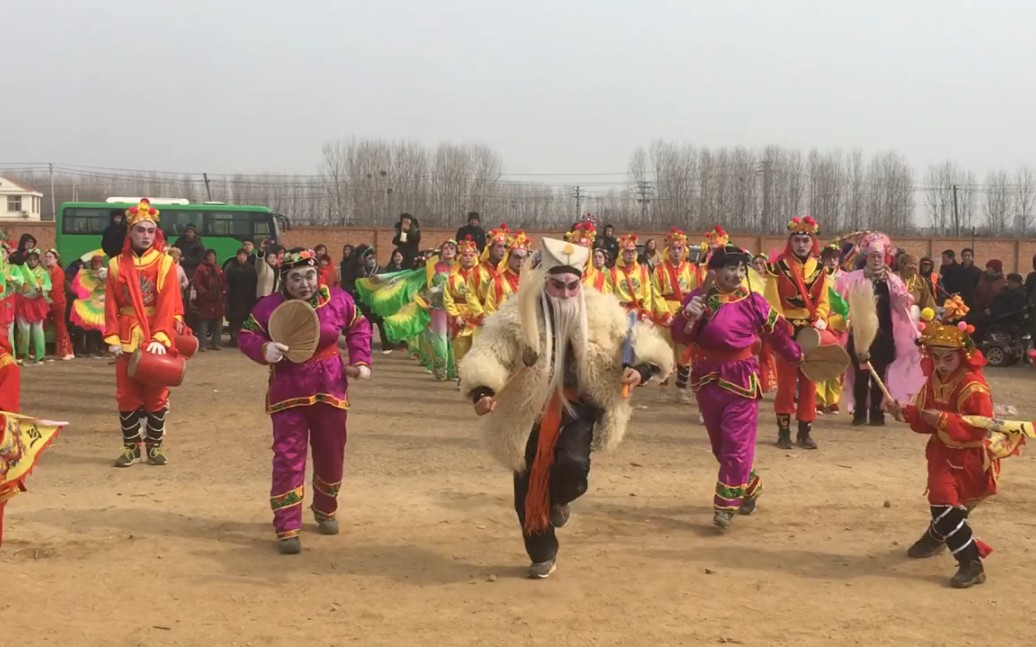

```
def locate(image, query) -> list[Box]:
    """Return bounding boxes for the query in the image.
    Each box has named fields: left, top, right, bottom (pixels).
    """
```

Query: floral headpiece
left=456, top=236, right=479, bottom=255
left=786, top=215, right=819, bottom=237
left=280, top=249, right=318, bottom=273
left=857, top=231, right=892, bottom=256
left=618, top=234, right=639, bottom=251
left=703, top=225, right=728, bottom=248
left=664, top=227, right=688, bottom=246
left=481, top=223, right=512, bottom=262
left=126, top=198, right=160, bottom=227
left=509, top=230, right=532, bottom=252
left=25, top=247, right=42, bottom=257
left=565, top=221, right=597, bottom=247
left=918, top=296, right=977, bottom=354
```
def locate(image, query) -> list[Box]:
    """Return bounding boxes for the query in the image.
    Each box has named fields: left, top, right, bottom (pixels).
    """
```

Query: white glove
left=357, top=365, right=371, bottom=379
left=264, top=342, right=289, bottom=364
left=109, top=344, right=123, bottom=357
left=146, top=341, right=167, bottom=355
left=813, top=318, right=828, bottom=331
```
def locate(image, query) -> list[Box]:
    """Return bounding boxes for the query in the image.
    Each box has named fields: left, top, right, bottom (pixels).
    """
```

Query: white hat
left=539, top=237, right=590, bottom=275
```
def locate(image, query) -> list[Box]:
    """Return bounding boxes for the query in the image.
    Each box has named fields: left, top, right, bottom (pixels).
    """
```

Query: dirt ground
left=2, top=350, right=1035, bottom=647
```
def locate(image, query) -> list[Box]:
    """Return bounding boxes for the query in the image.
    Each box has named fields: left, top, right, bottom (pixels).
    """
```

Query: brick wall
left=7, top=221, right=1036, bottom=274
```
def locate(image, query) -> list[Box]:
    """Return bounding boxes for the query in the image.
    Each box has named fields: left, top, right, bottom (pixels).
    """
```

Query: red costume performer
left=889, top=296, right=1016, bottom=588
left=763, top=216, right=829, bottom=449
left=104, top=199, right=182, bottom=467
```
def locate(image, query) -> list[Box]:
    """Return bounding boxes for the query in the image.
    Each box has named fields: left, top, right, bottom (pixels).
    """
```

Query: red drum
left=175, top=332, right=199, bottom=359
left=128, top=349, right=186, bottom=387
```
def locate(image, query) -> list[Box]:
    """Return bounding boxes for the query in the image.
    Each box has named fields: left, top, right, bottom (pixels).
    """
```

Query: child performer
left=671, top=244, right=802, bottom=532
left=887, top=297, right=1011, bottom=588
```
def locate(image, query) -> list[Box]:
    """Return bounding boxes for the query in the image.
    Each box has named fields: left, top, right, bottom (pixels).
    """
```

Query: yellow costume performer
left=483, top=230, right=532, bottom=315
left=443, top=237, right=481, bottom=365
left=653, top=227, right=699, bottom=403
left=466, top=224, right=511, bottom=329
left=609, top=234, right=669, bottom=324
left=566, top=223, right=612, bottom=293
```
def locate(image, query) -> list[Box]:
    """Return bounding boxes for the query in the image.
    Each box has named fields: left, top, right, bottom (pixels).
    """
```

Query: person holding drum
left=672, top=243, right=803, bottom=531
left=238, top=248, right=372, bottom=555
left=763, top=216, right=830, bottom=450
left=105, top=199, right=183, bottom=468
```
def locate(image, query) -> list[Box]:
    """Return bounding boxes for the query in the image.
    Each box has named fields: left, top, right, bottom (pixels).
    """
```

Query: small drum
left=794, top=327, right=841, bottom=353
left=175, top=332, right=199, bottom=359
left=128, top=349, right=186, bottom=387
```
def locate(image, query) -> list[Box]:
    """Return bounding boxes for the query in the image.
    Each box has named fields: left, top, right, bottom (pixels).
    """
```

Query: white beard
left=536, top=291, right=590, bottom=412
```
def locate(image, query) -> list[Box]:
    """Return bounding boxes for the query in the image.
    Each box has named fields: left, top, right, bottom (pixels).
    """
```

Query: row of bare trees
left=6, top=140, right=1034, bottom=236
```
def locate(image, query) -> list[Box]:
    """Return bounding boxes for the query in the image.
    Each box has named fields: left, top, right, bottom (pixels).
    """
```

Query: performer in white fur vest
left=459, top=237, right=673, bottom=579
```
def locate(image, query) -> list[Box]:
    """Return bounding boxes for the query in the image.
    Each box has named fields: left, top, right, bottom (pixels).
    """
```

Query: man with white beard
left=460, top=237, right=673, bottom=579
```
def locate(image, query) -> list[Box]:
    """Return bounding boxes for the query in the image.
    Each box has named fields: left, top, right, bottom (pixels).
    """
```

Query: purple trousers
left=269, top=403, right=348, bottom=539
left=695, top=384, right=762, bottom=511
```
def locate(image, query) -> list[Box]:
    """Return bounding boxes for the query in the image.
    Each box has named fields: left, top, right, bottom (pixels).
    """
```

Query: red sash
left=785, top=258, right=818, bottom=321
left=665, top=262, right=685, bottom=303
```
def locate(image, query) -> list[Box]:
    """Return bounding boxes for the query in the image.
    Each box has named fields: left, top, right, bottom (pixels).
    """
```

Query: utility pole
left=203, top=173, right=213, bottom=201
left=635, top=180, right=654, bottom=224
left=952, top=184, right=960, bottom=237
left=572, top=186, right=584, bottom=221
left=48, top=162, right=56, bottom=219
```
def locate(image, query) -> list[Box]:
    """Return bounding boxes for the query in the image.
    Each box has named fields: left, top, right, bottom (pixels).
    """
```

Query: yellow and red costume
left=443, top=239, right=480, bottom=362
left=895, top=298, right=1018, bottom=587
left=653, top=228, right=700, bottom=397
left=466, top=223, right=510, bottom=328
left=764, top=216, right=829, bottom=447
left=103, top=199, right=183, bottom=461
left=566, top=223, right=612, bottom=292
left=483, top=230, right=531, bottom=315
left=609, top=234, right=669, bottom=324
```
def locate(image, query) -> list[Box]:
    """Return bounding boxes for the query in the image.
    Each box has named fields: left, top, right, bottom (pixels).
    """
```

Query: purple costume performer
left=239, top=273, right=372, bottom=550
left=672, top=282, right=801, bottom=525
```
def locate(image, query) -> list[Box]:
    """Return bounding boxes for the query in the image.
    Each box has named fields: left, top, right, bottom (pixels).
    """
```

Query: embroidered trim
left=267, top=393, right=349, bottom=414
left=311, top=505, right=336, bottom=522
left=691, top=373, right=759, bottom=399
left=271, top=485, right=304, bottom=512
left=241, top=314, right=266, bottom=334
left=313, top=474, right=342, bottom=498
left=276, top=528, right=301, bottom=539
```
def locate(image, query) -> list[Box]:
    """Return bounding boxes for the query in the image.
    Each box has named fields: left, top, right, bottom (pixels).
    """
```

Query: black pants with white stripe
left=925, top=505, right=980, bottom=562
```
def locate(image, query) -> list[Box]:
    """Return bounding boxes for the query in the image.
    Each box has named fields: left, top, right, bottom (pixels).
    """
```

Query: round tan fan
left=268, top=299, right=321, bottom=363
left=799, top=344, right=851, bottom=383
left=795, top=327, right=821, bottom=353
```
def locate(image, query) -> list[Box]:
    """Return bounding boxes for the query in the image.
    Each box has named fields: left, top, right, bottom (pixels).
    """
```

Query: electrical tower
left=635, top=180, right=654, bottom=224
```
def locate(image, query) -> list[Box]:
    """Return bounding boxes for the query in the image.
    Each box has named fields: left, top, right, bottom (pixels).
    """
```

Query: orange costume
left=894, top=297, right=1018, bottom=588
left=764, top=216, right=828, bottom=449
left=466, top=224, right=511, bottom=328
left=482, top=231, right=531, bottom=316
left=103, top=199, right=183, bottom=467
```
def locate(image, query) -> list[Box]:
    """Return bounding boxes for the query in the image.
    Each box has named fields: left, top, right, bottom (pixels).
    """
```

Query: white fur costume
left=459, top=288, right=674, bottom=472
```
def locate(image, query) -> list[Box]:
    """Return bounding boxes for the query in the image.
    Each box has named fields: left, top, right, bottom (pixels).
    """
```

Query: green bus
left=56, top=199, right=289, bottom=263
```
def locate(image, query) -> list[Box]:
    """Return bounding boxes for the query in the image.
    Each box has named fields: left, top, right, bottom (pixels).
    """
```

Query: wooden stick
left=867, top=363, right=894, bottom=402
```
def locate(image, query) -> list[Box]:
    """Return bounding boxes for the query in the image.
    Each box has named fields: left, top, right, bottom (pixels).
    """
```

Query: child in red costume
left=888, top=296, right=1018, bottom=589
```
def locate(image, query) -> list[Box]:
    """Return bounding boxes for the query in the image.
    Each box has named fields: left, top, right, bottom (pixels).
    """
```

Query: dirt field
left=2, top=350, right=1035, bottom=647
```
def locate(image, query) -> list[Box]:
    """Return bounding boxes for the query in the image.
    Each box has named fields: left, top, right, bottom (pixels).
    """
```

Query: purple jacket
left=672, top=287, right=801, bottom=399
left=239, top=286, right=372, bottom=414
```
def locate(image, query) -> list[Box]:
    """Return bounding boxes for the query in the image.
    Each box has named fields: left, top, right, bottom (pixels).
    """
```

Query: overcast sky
left=7, top=0, right=1034, bottom=180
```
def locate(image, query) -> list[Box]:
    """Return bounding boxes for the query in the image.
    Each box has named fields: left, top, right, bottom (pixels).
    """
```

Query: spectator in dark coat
left=988, top=273, right=1027, bottom=327
left=1025, top=253, right=1036, bottom=306
left=939, top=249, right=961, bottom=296
left=956, top=247, right=983, bottom=308
left=224, top=248, right=258, bottom=347
left=8, top=233, right=36, bottom=265
left=173, top=224, right=205, bottom=279
left=454, top=212, right=486, bottom=252
left=192, top=248, right=226, bottom=351
left=594, top=224, right=619, bottom=268
left=391, top=213, right=421, bottom=267
left=383, top=249, right=405, bottom=273
left=101, top=210, right=127, bottom=258
left=974, top=258, right=1006, bottom=313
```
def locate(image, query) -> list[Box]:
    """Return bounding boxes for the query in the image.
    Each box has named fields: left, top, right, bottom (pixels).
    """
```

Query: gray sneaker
left=317, top=517, right=340, bottom=535
left=278, top=537, right=302, bottom=555
left=146, top=446, right=168, bottom=466
left=713, top=510, right=734, bottom=532
left=527, top=559, right=557, bottom=579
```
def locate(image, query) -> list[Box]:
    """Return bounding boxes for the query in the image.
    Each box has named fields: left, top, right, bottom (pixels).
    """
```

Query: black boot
left=869, top=408, right=886, bottom=426
left=144, top=408, right=168, bottom=466
left=906, top=530, right=945, bottom=558
left=796, top=421, right=818, bottom=449
left=776, top=414, right=793, bottom=449
left=851, top=410, right=867, bottom=426
left=950, top=543, right=986, bottom=588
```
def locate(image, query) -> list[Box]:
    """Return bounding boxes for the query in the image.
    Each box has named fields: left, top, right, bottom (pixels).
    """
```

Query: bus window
left=62, top=208, right=113, bottom=235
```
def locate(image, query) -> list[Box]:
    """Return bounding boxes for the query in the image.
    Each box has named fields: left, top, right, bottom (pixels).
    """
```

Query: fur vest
left=459, top=289, right=674, bottom=472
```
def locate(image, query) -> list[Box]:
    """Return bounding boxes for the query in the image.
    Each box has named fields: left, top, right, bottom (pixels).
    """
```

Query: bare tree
left=1014, top=164, right=1036, bottom=233
left=983, top=168, right=1012, bottom=235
